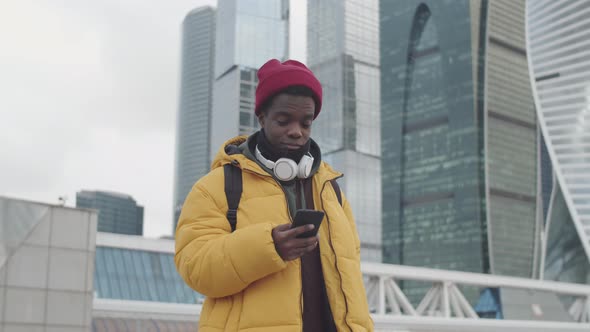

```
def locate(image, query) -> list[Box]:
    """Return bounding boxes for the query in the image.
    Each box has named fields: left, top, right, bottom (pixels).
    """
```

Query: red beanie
left=255, top=59, right=323, bottom=119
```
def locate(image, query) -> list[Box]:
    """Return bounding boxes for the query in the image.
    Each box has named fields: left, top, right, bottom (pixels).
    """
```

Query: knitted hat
left=255, top=59, right=323, bottom=119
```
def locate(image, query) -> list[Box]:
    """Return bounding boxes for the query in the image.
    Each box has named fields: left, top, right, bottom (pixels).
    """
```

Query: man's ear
left=257, top=113, right=265, bottom=128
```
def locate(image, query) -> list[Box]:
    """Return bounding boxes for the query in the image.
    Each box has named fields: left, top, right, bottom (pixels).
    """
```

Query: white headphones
left=255, top=145, right=314, bottom=181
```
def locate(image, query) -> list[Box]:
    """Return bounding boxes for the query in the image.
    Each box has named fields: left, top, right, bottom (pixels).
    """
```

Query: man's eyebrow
left=274, top=111, right=292, bottom=117
left=274, top=110, right=314, bottom=119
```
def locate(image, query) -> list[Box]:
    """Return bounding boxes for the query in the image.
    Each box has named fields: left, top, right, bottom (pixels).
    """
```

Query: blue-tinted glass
left=159, top=254, right=177, bottom=302
left=151, top=253, right=169, bottom=301
left=103, top=248, right=122, bottom=298
left=94, top=246, right=203, bottom=303
left=380, top=0, right=492, bottom=303
left=131, top=250, right=150, bottom=301
left=545, top=188, right=590, bottom=284
left=76, top=191, right=143, bottom=236
left=141, top=253, right=159, bottom=301
left=95, top=249, right=109, bottom=298
left=121, top=249, right=141, bottom=300
left=111, top=248, right=131, bottom=300
left=175, top=279, right=187, bottom=303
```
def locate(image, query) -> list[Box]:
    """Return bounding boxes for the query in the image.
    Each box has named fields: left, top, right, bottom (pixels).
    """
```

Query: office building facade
left=210, top=0, right=289, bottom=160
left=380, top=0, right=540, bottom=286
left=526, top=0, right=590, bottom=284
left=307, top=0, right=382, bottom=262
left=77, top=190, right=144, bottom=236
left=173, top=7, right=216, bottom=231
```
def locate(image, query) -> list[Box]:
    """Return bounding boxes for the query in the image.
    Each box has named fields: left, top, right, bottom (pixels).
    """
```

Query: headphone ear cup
left=297, top=155, right=314, bottom=179
left=274, top=158, right=298, bottom=181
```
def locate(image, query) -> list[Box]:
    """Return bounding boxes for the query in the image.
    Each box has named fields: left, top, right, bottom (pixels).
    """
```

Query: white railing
left=92, top=263, right=590, bottom=332
left=362, top=262, right=590, bottom=331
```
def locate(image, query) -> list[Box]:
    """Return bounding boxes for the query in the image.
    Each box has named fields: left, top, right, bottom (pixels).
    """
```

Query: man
left=175, top=59, right=373, bottom=332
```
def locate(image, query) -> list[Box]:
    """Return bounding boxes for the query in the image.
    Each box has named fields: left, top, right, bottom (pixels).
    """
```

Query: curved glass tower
left=380, top=0, right=541, bottom=288
left=526, top=0, right=590, bottom=284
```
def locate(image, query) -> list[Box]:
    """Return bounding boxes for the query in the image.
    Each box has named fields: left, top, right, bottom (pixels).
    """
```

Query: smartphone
left=291, top=209, right=325, bottom=238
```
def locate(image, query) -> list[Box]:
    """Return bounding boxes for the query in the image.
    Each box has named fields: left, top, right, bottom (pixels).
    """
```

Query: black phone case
left=291, top=209, right=325, bottom=238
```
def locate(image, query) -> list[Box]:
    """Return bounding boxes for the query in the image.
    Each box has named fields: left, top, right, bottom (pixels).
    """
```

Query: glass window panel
left=103, top=248, right=122, bottom=298
left=111, top=248, right=131, bottom=300
left=121, top=249, right=141, bottom=300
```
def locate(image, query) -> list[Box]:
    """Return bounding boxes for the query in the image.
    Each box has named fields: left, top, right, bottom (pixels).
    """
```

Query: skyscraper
left=526, top=0, right=590, bottom=284
left=380, top=0, right=540, bottom=285
left=209, top=0, right=289, bottom=160
left=173, top=7, right=216, bottom=231
left=76, top=190, right=144, bottom=236
left=307, top=0, right=382, bottom=262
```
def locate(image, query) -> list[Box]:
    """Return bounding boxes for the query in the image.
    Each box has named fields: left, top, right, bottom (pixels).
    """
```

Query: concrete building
left=0, top=196, right=97, bottom=331
left=76, top=190, right=144, bottom=236
left=526, top=0, right=590, bottom=284
left=173, top=6, right=216, bottom=232
left=307, top=0, right=382, bottom=262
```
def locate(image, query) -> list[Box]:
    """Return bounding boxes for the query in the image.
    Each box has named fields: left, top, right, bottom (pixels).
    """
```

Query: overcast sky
left=0, top=0, right=306, bottom=237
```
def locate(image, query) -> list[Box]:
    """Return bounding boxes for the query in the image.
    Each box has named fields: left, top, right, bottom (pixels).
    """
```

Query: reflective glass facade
left=544, top=188, right=590, bottom=284
left=381, top=0, right=487, bottom=274
left=380, top=0, right=539, bottom=290
left=485, top=0, right=538, bottom=278
left=215, top=0, right=288, bottom=78
left=210, top=0, right=288, bottom=159
left=94, top=246, right=202, bottom=304
left=77, top=191, right=144, bottom=236
left=540, top=135, right=554, bottom=222
left=238, top=68, right=260, bottom=135
left=173, top=7, right=216, bottom=232
left=308, top=0, right=381, bottom=262
left=526, top=0, right=590, bottom=284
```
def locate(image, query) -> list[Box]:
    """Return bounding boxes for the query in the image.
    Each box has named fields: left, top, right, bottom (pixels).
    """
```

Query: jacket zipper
left=297, top=179, right=305, bottom=332
left=320, top=175, right=353, bottom=332
left=238, top=161, right=345, bottom=331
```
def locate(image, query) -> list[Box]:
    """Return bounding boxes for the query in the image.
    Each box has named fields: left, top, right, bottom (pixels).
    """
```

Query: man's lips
left=282, top=144, right=303, bottom=150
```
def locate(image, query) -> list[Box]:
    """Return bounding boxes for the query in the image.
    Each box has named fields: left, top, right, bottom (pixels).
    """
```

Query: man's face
left=258, top=93, right=315, bottom=151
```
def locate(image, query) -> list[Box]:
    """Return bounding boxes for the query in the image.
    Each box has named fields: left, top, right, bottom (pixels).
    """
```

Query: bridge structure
left=94, top=262, right=590, bottom=332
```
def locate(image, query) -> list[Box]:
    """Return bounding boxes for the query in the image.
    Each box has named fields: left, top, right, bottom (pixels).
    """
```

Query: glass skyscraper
left=76, top=190, right=144, bottom=236
left=307, top=0, right=382, bottom=262
left=526, top=0, right=590, bottom=284
left=173, top=7, right=216, bottom=232
left=380, top=0, right=540, bottom=286
left=209, top=0, right=289, bottom=159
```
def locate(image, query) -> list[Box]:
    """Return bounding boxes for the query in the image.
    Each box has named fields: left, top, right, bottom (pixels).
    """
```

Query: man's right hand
left=272, top=223, right=319, bottom=261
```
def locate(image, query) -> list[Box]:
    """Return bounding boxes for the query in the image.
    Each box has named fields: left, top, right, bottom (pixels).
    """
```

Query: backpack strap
left=224, top=163, right=242, bottom=232
left=330, top=179, right=343, bottom=206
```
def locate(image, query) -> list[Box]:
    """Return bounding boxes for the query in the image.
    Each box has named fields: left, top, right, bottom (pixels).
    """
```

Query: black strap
left=330, top=179, right=342, bottom=206
left=224, top=164, right=242, bottom=232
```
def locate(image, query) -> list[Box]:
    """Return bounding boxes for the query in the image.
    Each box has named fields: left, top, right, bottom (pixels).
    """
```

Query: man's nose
left=287, top=124, right=303, bottom=138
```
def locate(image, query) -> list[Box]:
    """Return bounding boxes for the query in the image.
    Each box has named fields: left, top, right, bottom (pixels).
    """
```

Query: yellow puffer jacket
left=175, top=136, right=373, bottom=331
